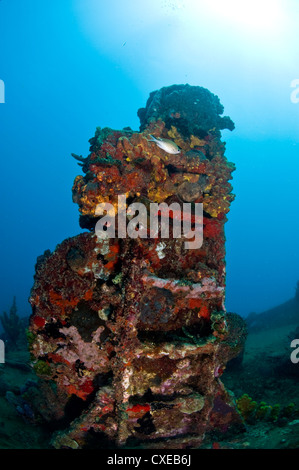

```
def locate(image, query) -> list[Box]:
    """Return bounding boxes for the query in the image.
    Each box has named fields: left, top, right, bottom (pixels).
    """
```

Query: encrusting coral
left=236, top=394, right=297, bottom=423
left=28, top=84, right=247, bottom=449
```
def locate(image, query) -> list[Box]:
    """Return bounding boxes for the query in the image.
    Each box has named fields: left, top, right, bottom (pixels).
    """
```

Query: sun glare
left=188, top=0, right=285, bottom=35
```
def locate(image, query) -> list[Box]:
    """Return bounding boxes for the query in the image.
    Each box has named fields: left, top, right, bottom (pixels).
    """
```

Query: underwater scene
left=0, top=0, right=299, bottom=455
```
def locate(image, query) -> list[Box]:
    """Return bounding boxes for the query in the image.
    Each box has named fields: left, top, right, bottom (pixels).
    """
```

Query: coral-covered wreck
left=28, top=84, right=246, bottom=449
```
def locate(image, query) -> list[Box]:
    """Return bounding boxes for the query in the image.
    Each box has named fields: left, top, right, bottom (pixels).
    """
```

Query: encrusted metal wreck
left=28, top=84, right=246, bottom=448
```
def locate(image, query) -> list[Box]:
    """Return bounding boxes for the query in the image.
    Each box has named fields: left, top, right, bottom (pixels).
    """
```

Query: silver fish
left=149, top=135, right=181, bottom=155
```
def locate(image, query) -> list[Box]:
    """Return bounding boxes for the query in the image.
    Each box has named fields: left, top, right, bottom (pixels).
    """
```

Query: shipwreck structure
left=28, top=84, right=246, bottom=448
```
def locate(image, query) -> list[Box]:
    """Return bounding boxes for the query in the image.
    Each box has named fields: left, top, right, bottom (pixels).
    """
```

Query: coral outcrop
left=28, top=84, right=246, bottom=448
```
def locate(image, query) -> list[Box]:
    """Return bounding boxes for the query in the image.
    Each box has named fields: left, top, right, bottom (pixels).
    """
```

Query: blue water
left=0, top=0, right=299, bottom=318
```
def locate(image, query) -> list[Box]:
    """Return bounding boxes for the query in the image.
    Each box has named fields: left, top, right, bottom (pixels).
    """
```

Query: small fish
left=149, top=135, right=181, bottom=155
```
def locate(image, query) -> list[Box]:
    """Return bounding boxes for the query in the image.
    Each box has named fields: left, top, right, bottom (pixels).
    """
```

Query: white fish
left=149, top=135, right=181, bottom=155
